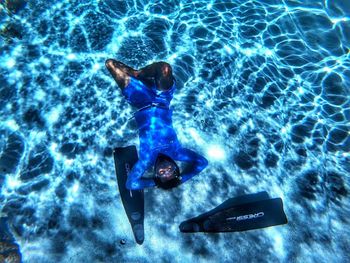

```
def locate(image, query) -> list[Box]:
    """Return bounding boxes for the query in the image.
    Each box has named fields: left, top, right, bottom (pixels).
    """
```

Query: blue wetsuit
left=122, top=77, right=208, bottom=190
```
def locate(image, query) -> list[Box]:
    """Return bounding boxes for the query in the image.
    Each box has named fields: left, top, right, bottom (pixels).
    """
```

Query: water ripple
left=0, top=0, right=349, bottom=262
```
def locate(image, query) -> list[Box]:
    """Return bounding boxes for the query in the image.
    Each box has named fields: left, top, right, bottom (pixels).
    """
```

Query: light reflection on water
left=0, top=0, right=349, bottom=262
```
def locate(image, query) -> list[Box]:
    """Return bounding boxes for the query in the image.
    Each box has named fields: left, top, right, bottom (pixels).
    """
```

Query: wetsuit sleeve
left=173, top=148, right=208, bottom=183
left=125, top=153, right=157, bottom=190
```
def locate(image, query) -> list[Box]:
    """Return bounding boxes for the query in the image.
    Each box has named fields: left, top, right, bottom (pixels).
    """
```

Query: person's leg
left=136, top=61, right=174, bottom=91
left=105, top=60, right=174, bottom=91
left=105, top=59, right=137, bottom=89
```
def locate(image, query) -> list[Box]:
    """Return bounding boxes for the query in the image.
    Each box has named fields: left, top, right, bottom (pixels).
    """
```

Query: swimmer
left=105, top=60, right=208, bottom=190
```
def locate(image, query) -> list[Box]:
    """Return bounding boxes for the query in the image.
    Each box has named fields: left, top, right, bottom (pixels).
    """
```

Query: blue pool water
left=0, top=0, right=349, bottom=262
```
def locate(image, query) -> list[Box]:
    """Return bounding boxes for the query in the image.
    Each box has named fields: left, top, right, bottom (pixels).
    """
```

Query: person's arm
left=125, top=153, right=157, bottom=190
left=173, top=148, right=209, bottom=184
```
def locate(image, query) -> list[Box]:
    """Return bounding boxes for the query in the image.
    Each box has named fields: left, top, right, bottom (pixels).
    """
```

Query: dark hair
left=154, top=153, right=181, bottom=190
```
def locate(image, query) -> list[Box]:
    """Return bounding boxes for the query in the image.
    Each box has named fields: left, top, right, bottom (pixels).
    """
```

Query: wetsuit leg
left=136, top=61, right=174, bottom=91
left=105, top=59, right=137, bottom=89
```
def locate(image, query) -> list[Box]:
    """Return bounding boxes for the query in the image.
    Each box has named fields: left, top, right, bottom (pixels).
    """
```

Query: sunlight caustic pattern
left=0, top=0, right=349, bottom=262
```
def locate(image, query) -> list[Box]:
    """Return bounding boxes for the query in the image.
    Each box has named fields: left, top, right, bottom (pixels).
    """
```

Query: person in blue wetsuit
left=105, top=60, right=208, bottom=190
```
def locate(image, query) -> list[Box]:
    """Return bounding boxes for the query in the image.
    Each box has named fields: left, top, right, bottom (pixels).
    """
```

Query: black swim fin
left=114, top=146, right=145, bottom=245
left=179, top=192, right=288, bottom=233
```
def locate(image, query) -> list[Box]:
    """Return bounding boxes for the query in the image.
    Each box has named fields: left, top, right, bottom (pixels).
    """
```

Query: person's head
left=154, top=153, right=181, bottom=190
